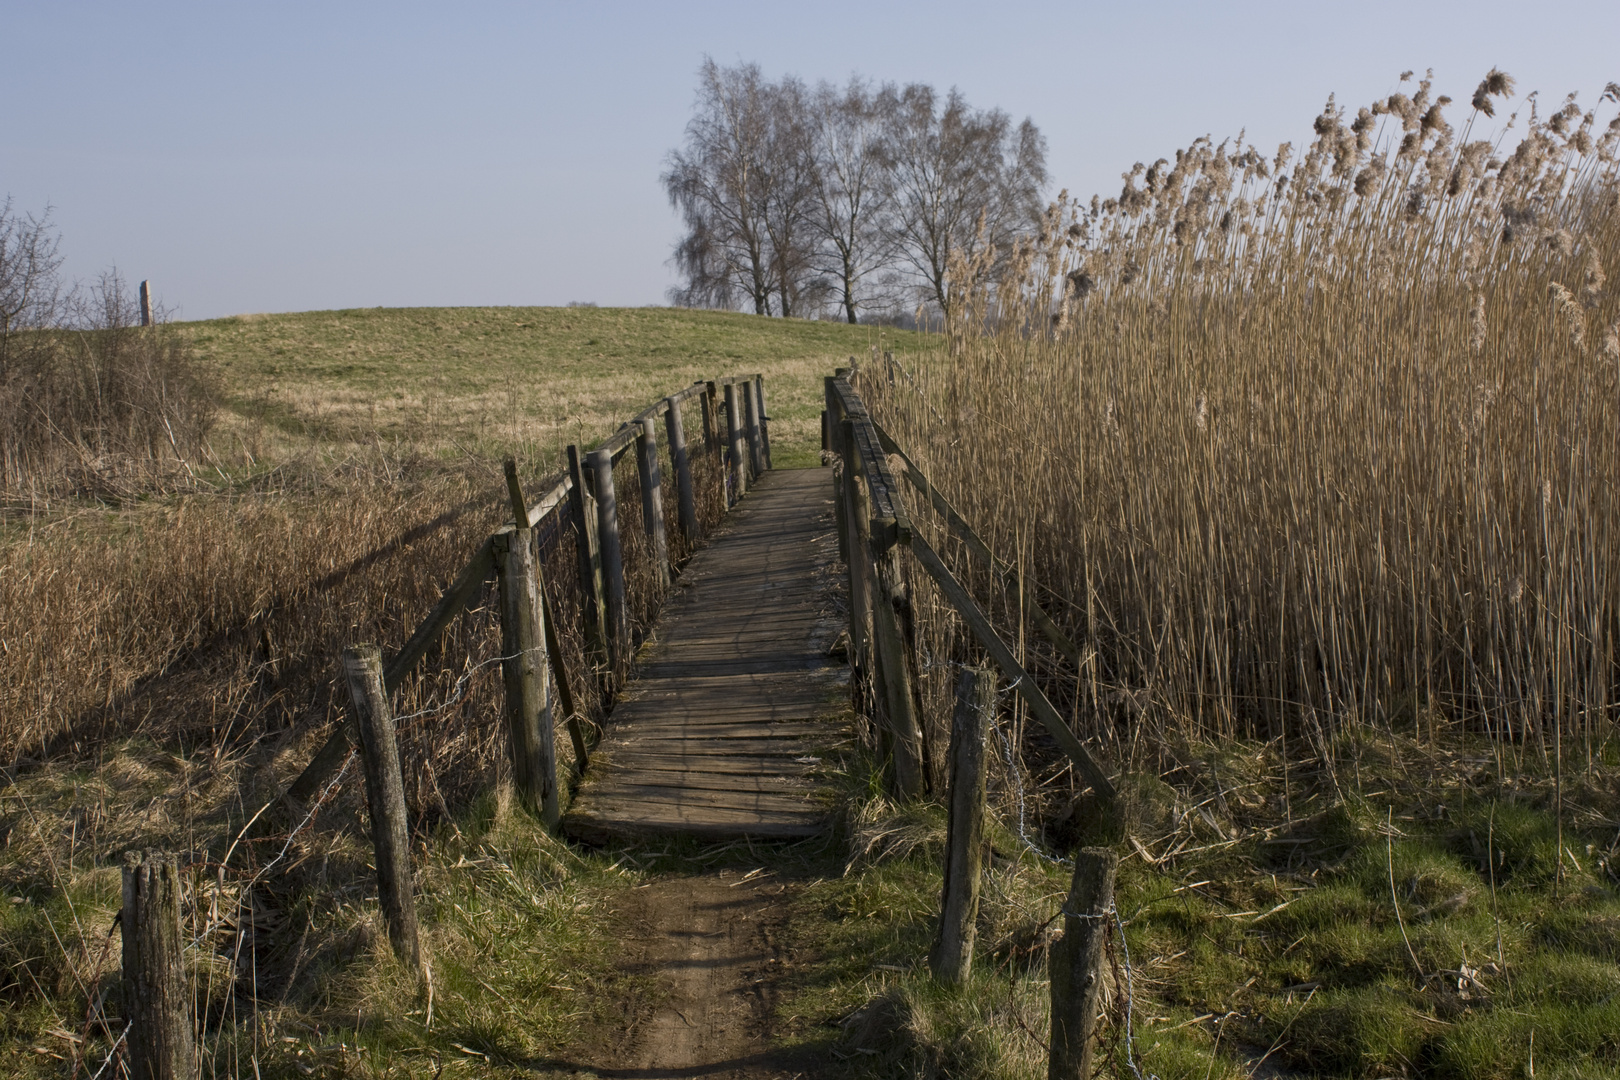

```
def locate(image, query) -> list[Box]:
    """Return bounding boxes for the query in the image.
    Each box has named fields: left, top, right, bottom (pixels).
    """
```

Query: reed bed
left=861, top=70, right=1620, bottom=779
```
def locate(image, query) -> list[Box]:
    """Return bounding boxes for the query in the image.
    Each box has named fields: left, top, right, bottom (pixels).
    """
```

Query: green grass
left=182, top=306, right=925, bottom=472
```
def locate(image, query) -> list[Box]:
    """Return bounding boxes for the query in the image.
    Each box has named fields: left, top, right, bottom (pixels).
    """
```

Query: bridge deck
left=561, top=467, right=850, bottom=844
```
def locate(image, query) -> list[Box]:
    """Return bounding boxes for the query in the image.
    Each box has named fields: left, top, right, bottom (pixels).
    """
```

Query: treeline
left=663, top=59, right=1048, bottom=323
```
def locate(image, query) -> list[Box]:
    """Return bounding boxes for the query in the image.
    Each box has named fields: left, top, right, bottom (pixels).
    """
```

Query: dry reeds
left=861, top=71, right=1620, bottom=778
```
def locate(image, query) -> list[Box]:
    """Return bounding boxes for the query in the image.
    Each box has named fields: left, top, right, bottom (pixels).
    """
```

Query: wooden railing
left=824, top=368, right=1118, bottom=1077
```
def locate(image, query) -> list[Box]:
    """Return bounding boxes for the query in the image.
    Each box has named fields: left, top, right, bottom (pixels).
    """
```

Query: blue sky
left=4, top=1, right=1617, bottom=320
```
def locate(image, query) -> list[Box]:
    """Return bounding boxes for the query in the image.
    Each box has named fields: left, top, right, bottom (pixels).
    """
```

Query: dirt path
left=582, top=869, right=823, bottom=1079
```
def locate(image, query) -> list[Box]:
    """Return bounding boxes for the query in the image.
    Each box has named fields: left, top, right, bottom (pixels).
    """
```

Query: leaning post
left=1049, top=848, right=1120, bottom=1080
left=122, top=850, right=194, bottom=1080
left=869, top=527, right=926, bottom=799
left=342, top=644, right=424, bottom=978
left=930, top=666, right=995, bottom=984
left=637, top=416, right=672, bottom=589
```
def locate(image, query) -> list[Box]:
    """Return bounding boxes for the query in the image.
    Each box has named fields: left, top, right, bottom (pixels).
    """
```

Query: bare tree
left=807, top=78, right=896, bottom=323
left=0, top=199, right=66, bottom=364
left=663, top=59, right=775, bottom=314
left=757, top=75, right=822, bottom=318
left=883, top=85, right=1048, bottom=318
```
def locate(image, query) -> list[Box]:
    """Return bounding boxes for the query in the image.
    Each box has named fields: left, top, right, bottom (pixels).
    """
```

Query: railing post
left=1049, top=848, right=1119, bottom=1080
left=702, top=380, right=720, bottom=458
left=754, top=374, right=772, bottom=471
left=122, top=850, right=194, bottom=1080
left=837, top=417, right=870, bottom=676
left=665, top=396, right=700, bottom=544
left=743, top=376, right=765, bottom=478
left=589, top=447, right=629, bottom=676
left=869, top=531, right=926, bottom=799
left=566, top=445, right=607, bottom=669
left=492, top=528, right=560, bottom=827
left=342, top=644, right=424, bottom=977
left=724, top=381, right=747, bottom=503
left=637, top=416, right=672, bottom=589
left=930, top=667, right=994, bottom=984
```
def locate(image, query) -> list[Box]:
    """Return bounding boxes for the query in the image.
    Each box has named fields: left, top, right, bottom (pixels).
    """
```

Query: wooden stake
left=637, top=416, right=671, bottom=589
left=342, top=645, right=423, bottom=976
left=743, top=376, right=765, bottom=478
left=930, top=667, right=994, bottom=984
left=724, top=382, right=747, bottom=503
left=1049, top=848, right=1119, bottom=1080
left=567, top=445, right=607, bottom=666
left=754, top=375, right=772, bottom=470
left=589, top=447, right=629, bottom=674
left=870, top=535, right=925, bottom=798
left=493, top=528, right=560, bottom=827
left=138, top=280, right=155, bottom=327
left=121, top=851, right=194, bottom=1080
left=665, top=396, right=700, bottom=544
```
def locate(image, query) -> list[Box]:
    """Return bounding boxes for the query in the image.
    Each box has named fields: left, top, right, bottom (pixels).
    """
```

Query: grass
left=183, top=305, right=925, bottom=471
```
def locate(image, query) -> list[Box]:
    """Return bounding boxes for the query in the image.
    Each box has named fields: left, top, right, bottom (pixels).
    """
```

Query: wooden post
left=589, top=447, right=629, bottom=674
left=837, top=418, right=871, bottom=677
left=723, top=382, right=747, bottom=503
left=492, top=528, right=560, bottom=827
left=1049, top=848, right=1119, bottom=1080
left=566, top=445, right=607, bottom=667
left=342, top=645, right=423, bottom=976
left=930, top=667, right=994, bottom=984
left=826, top=380, right=847, bottom=563
left=743, top=377, right=765, bottom=478
left=755, top=375, right=772, bottom=471
left=138, top=280, right=155, bottom=327
left=637, top=416, right=672, bottom=589
left=665, top=396, right=700, bottom=544
left=870, top=535, right=926, bottom=799
left=121, top=851, right=193, bottom=1080
left=701, top=381, right=720, bottom=458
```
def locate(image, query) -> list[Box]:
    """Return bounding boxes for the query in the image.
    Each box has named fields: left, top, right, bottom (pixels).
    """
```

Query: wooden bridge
left=285, top=368, right=1111, bottom=855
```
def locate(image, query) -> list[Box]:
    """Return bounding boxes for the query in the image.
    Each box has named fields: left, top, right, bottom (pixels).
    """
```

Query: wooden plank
left=562, top=468, right=850, bottom=843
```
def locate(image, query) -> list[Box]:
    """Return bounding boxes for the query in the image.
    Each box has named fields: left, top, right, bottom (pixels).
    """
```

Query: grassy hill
left=183, top=306, right=926, bottom=471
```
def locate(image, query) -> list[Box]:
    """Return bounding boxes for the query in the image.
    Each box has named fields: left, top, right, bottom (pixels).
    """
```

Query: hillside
left=182, top=306, right=925, bottom=470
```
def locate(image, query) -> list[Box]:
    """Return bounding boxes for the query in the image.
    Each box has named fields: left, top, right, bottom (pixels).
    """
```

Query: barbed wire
left=86, top=1020, right=130, bottom=1080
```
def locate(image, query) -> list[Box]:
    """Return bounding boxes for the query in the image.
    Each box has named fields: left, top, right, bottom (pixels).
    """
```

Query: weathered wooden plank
left=562, top=468, right=848, bottom=843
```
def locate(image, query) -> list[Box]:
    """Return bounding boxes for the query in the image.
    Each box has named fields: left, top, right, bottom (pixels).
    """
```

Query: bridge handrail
left=823, top=368, right=1115, bottom=802
left=283, top=372, right=773, bottom=808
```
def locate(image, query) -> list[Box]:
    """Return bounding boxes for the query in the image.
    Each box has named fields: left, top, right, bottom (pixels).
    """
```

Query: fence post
left=589, top=447, right=629, bottom=676
left=342, top=644, right=423, bottom=977
left=743, top=376, right=765, bottom=478
left=754, top=374, right=772, bottom=471
left=930, top=667, right=994, bottom=984
left=665, top=396, right=700, bottom=545
left=566, top=445, right=607, bottom=669
left=138, top=280, right=155, bottom=327
left=702, top=380, right=720, bottom=458
left=870, top=534, right=926, bottom=799
left=837, top=418, right=871, bottom=680
left=121, top=851, right=193, bottom=1080
left=492, top=528, right=560, bottom=827
left=637, top=416, right=672, bottom=590
left=1049, top=848, right=1119, bottom=1080
left=724, top=381, right=747, bottom=503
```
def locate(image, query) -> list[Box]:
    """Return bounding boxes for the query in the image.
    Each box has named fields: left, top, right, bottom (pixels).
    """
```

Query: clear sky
left=4, top=1, right=1617, bottom=321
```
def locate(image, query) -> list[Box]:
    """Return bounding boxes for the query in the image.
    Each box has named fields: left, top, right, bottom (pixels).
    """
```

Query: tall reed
left=862, top=71, right=1620, bottom=774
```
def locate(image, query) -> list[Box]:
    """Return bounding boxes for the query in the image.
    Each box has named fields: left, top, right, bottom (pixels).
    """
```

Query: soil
left=572, top=868, right=826, bottom=1079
